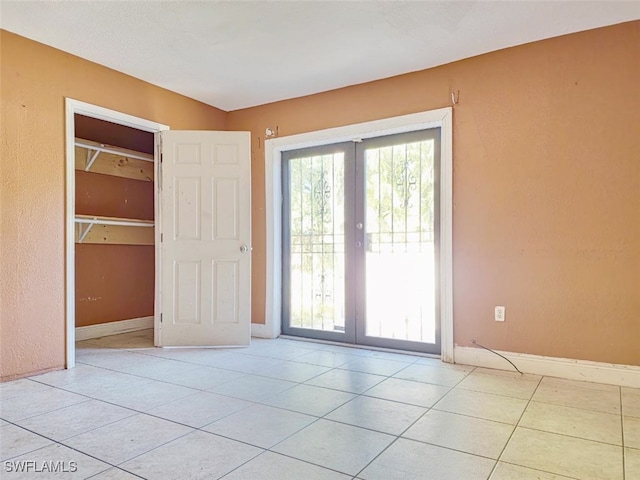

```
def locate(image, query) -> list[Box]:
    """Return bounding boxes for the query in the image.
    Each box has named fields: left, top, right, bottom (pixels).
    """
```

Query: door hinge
left=160, top=313, right=163, bottom=323
left=160, top=233, right=163, bottom=242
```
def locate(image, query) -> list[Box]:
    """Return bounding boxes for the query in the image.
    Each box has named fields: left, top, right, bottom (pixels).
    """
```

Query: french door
left=281, top=129, right=440, bottom=354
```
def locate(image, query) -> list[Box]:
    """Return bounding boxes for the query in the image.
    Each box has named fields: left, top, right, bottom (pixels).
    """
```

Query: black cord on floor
left=471, top=339, right=523, bottom=375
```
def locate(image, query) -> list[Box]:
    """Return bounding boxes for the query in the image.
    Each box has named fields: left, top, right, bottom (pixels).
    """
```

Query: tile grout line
left=485, top=374, right=604, bottom=480
left=199, top=376, right=382, bottom=479
left=248, top=366, right=468, bottom=446
left=4, top=406, right=140, bottom=448
left=85, top=466, right=147, bottom=479
left=0, top=420, right=145, bottom=479
left=495, top=461, right=582, bottom=480
left=350, top=364, right=479, bottom=478
left=3, top=391, right=245, bottom=478
left=520, top=397, right=626, bottom=417
left=230, top=358, right=446, bottom=477
left=353, top=366, right=545, bottom=473
left=509, top=424, right=626, bottom=449
left=485, top=372, right=544, bottom=479
left=1, top=394, right=96, bottom=424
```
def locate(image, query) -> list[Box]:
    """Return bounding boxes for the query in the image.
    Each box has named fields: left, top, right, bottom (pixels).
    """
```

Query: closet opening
left=73, top=114, right=156, bottom=349
left=66, top=99, right=169, bottom=368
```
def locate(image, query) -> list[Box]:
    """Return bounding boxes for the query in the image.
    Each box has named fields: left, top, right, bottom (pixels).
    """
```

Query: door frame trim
left=64, top=98, right=168, bottom=368
left=264, top=108, right=454, bottom=362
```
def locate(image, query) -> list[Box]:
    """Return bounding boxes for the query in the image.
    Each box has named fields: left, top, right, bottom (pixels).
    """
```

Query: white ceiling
left=1, top=1, right=638, bottom=111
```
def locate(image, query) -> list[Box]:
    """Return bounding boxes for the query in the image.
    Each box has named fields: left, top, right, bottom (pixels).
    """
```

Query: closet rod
left=75, top=217, right=154, bottom=227
left=75, top=140, right=154, bottom=163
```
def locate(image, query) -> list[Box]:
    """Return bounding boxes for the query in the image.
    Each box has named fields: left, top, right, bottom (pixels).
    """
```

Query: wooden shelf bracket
left=84, top=148, right=102, bottom=172
left=77, top=221, right=94, bottom=243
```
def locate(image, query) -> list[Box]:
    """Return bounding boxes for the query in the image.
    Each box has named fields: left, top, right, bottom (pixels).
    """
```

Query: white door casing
left=65, top=98, right=169, bottom=368
left=159, top=130, right=251, bottom=346
left=263, top=108, right=453, bottom=362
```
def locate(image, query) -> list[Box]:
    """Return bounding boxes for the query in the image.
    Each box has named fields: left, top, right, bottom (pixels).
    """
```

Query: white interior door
left=159, top=131, right=251, bottom=346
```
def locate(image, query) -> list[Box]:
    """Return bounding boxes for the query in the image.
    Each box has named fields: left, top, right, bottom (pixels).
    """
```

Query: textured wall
left=228, top=21, right=640, bottom=365
left=2, top=22, right=639, bottom=382
left=0, top=30, right=227, bottom=381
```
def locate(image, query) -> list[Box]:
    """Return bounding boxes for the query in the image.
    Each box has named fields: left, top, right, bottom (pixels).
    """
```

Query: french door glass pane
left=288, top=153, right=346, bottom=332
left=364, top=140, right=436, bottom=343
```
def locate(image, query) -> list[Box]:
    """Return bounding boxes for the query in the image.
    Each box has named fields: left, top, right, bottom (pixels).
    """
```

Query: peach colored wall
left=228, top=21, right=640, bottom=365
left=0, top=30, right=227, bottom=381
left=75, top=172, right=154, bottom=221
left=75, top=114, right=155, bottom=154
left=75, top=245, right=155, bottom=327
left=75, top=172, right=155, bottom=327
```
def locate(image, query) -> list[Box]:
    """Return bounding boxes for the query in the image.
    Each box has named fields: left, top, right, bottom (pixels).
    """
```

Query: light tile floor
left=1, top=329, right=638, bottom=479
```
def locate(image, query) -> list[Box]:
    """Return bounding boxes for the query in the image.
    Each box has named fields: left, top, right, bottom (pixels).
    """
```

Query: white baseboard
left=79, top=319, right=279, bottom=342
left=75, top=316, right=154, bottom=341
left=251, top=322, right=279, bottom=339
left=455, top=346, right=640, bottom=389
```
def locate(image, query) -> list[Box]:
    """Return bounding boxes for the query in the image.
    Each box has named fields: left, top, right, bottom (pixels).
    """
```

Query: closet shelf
left=75, top=215, right=154, bottom=246
left=75, top=138, right=154, bottom=182
left=75, top=215, right=154, bottom=227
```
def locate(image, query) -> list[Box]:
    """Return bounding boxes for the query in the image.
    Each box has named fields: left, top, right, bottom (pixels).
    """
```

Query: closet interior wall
left=74, top=115, right=155, bottom=328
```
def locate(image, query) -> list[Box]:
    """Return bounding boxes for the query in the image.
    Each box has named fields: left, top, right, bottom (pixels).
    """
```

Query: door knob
left=240, top=245, right=250, bottom=253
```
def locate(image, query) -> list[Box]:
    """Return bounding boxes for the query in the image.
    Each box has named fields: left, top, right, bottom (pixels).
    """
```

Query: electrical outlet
left=495, top=306, right=506, bottom=322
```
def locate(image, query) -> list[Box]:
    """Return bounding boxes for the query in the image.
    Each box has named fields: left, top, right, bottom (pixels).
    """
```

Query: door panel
left=174, top=177, right=201, bottom=239
left=173, top=260, right=200, bottom=324
left=213, top=260, right=240, bottom=323
left=213, top=178, right=239, bottom=239
left=160, top=131, right=251, bottom=346
left=355, top=129, right=441, bottom=353
left=281, top=143, right=356, bottom=343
